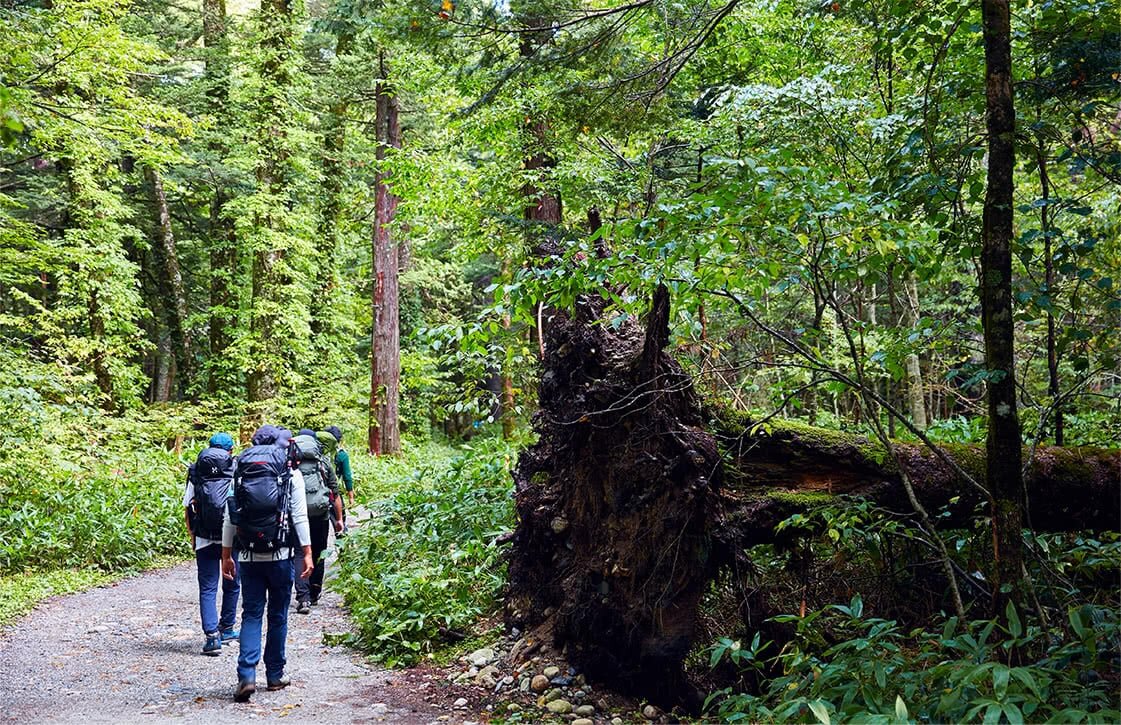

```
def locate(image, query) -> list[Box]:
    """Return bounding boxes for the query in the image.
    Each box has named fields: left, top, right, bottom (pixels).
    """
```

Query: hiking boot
left=266, top=676, right=291, bottom=691
left=234, top=680, right=256, bottom=702
left=296, top=600, right=310, bottom=614
left=220, top=628, right=239, bottom=642
left=202, top=633, right=222, bottom=656
left=309, top=598, right=319, bottom=607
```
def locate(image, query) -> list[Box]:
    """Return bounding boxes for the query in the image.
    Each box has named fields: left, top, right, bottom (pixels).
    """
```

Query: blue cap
left=297, top=428, right=316, bottom=437
left=209, top=432, right=234, bottom=451
left=326, top=425, right=342, bottom=442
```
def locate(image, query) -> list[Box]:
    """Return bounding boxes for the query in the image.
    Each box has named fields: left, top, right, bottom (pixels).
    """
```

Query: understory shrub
left=334, top=435, right=517, bottom=666
left=707, top=598, right=1121, bottom=724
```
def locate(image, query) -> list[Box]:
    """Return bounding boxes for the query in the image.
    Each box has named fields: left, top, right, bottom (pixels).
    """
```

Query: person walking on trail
left=324, top=425, right=355, bottom=506
left=292, top=432, right=344, bottom=614
left=184, top=432, right=240, bottom=656
left=221, top=424, right=314, bottom=703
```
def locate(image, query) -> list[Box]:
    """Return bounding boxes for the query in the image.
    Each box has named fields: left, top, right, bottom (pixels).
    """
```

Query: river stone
left=643, top=704, right=659, bottom=719
left=530, top=674, right=549, bottom=693
left=474, top=665, right=500, bottom=688
left=546, top=699, right=573, bottom=715
left=543, top=666, right=560, bottom=678
left=573, top=720, right=594, bottom=725
left=544, top=688, right=564, bottom=702
left=453, top=698, right=469, bottom=709
left=575, top=705, right=596, bottom=716
left=520, top=677, right=531, bottom=692
left=467, top=647, right=494, bottom=667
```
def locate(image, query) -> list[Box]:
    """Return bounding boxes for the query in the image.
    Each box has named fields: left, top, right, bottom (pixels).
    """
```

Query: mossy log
left=714, top=412, right=1120, bottom=548
left=506, top=289, right=1120, bottom=709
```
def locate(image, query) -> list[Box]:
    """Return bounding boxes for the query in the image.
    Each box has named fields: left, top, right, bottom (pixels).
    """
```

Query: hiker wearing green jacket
left=324, top=425, right=354, bottom=505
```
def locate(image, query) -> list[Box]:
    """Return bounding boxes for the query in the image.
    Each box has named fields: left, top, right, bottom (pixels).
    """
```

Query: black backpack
left=231, top=443, right=293, bottom=554
left=188, top=447, right=233, bottom=541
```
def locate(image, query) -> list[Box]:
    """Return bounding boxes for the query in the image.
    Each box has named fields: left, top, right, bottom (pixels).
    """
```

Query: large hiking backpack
left=231, top=443, right=293, bottom=554
left=188, top=447, right=233, bottom=541
left=294, top=434, right=331, bottom=518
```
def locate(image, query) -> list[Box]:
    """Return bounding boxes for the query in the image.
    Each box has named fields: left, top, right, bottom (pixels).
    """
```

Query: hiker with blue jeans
left=184, top=432, right=240, bottom=655
left=221, top=424, right=313, bottom=702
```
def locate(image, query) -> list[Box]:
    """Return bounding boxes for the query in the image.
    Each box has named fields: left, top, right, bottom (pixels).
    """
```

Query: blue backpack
left=188, top=447, right=233, bottom=541
left=231, top=443, right=293, bottom=554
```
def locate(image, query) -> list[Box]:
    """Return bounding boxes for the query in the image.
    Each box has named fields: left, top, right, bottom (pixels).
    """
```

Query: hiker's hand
left=221, top=555, right=236, bottom=581
left=299, top=550, right=314, bottom=579
left=348, top=491, right=355, bottom=505
left=333, top=519, right=343, bottom=535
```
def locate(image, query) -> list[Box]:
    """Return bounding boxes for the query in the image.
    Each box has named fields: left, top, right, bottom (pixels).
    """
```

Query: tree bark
left=369, top=55, right=401, bottom=456
left=715, top=413, right=1120, bottom=541
left=144, top=164, right=192, bottom=399
left=981, top=0, right=1024, bottom=611
left=902, top=272, right=928, bottom=430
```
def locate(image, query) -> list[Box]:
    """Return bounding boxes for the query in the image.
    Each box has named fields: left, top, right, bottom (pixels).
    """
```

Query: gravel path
left=0, top=530, right=442, bottom=724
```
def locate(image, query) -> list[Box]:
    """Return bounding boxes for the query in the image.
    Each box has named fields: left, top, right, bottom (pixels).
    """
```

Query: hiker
left=292, top=432, right=344, bottom=614
left=184, top=432, right=240, bottom=656
left=324, top=425, right=355, bottom=506
left=316, top=429, right=351, bottom=529
left=221, top=424, right=313, bottom=703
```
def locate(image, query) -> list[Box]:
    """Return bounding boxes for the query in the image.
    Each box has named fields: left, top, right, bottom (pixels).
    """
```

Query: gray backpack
left=293, top=434, right=331, bottom=518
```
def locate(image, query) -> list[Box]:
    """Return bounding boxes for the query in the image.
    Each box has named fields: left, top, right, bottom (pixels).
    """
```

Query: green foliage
left=0, top=567, right=114, bottom=627
left=707, top=599, right=1121, bottom=724
left=334, top=435, right=516, bottom=666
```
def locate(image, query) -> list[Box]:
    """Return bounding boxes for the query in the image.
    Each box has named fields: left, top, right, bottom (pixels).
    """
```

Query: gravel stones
left=466, top=648, right=494, bottom=667
left=545, top=699, right=573, bottom=714
left=530, top=674, right=550, bottom=693
left=543, top=665, right=561, bottom=678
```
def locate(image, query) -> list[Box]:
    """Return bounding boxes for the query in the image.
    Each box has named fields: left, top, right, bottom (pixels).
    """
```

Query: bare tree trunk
left=369, top=54, right=401, bottom=456
left=144, top=164, right=192, bottom=399
left=902, top=273, right=929, bottom=430
left=1037, top=148, right=1063, bottom=445
left=981, top=0, right=1024, bottom=612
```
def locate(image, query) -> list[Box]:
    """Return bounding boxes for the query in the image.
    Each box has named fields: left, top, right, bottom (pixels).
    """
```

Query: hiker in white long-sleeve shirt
left=221, top=424, right=314, bottom=703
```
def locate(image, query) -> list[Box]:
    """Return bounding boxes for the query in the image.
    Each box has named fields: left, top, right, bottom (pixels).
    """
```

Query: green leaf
left=895, top=695, right=909, bottom=723
left=808, top=700, right=831, bottom=725
left=1005, top=601, right=1022, bottom=638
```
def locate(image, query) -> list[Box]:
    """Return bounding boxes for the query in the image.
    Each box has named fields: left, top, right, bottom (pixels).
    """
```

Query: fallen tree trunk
left=506, top=289, right=1120, bottom=709
left=715, top=412, right=1120, bottom=549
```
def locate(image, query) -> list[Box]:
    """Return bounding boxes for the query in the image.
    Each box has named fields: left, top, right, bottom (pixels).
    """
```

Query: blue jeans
left=237, top=558, right=294, bottom=684
left=196, top=544, right=239, bottom=635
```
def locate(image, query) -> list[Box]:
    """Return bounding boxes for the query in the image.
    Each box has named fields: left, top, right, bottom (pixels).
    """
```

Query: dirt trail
left=0, top=528, right=443, bottom=724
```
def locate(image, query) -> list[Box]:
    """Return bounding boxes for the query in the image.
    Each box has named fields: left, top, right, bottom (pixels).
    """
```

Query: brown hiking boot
left=234, top=680, right=255, bottom=702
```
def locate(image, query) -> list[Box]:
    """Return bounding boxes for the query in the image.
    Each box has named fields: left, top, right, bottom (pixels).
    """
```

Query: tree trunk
left=981, top=0, right=1024, bottom=612
left=1037, top=148, right=1063, bottom=445
left=144, top=164, right=192, bottom=399
left=369, top=55, right=401, bottom=456
left=902, top=272, right=928, bottom=430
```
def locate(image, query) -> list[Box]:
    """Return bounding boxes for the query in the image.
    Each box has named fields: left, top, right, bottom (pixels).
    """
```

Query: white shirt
left=221, top=468, right=312, bottom=562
